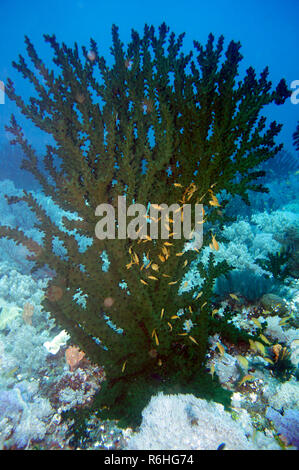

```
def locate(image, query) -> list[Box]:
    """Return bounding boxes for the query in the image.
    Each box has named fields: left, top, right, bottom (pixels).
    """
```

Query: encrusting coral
left=0, top=23, right=290, bottom=427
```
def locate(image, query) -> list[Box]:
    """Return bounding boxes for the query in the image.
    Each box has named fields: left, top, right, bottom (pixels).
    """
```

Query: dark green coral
left=0, top=23, right=290, bottom=427
left=256, top=247, right=292, bottom=281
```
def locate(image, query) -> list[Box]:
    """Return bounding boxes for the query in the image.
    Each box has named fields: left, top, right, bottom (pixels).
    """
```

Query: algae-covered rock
left=260, top=293, right=288, bottom=315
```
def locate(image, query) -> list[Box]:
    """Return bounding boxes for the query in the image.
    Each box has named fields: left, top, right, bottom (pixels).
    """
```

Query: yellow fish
left=259, top=334, right=271, bottom=345
left=160, top=308, right=165, bottom=319
left=210, top=234, right=219, bottom=251
left=133, top=252, right=139, bottom=264
left=279, top=316, right=292, bottom=326
left=198, top=192, right=207, bottom=202
left=176, top=252, right=184, bottom=257
left=187, top=191, right=196, bottom=202
left=195, top=292, right=203, bottom=300
left=210, top=363, right=215, bottom=379
left=148, top=275, right=158, bottom=281
left=236, top=355, right=248, bottom=371
left=212, top=308, right=219, bottom=317
left=167, top=322, right=172, bottom=331
left=162, top=246, right=169, bottom=257
left=189, top=335, right=199, bottom=345
left=158, top=254, right=166, bottom=262
left=168, top=280, right=178, bottom=285
left=238, top=374, right=254, bottom=387
left=142, top=234, right=152, bottom=241
left=252, top=318, right=262, bottom=329
left=264, top=357, right=274, bottom=365
left=173, top=182, right=183, bottom=188
left=188, top=306, right=193, bottom=314
left=183, top=260, right=188, bottom=268
left=250, top=340, right=266, bottom=356
left=122, top=360, right=127, bottom=373
left=151, top=329, right=159, bottom=345
left=140, top=279, right=148, bottom=285
left=208, top=191, right=221, bottom=207
left=145, top=261, right=152, bottom=269
left=229, top=293, right=240, bottom=301
left=216, top=342, right=225, bottom=356
left=154, top=331, right=159, bottom=346
left=255, top=341, right=266, bottom=356
left=171, top=315, right=180, bottom=320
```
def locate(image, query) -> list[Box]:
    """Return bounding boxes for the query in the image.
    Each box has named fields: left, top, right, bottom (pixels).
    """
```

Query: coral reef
left=264, top=379, right=299, bottom=410
left=126, top=392, right=279, bottom=450
left=0, top=179, right=297, bottom=448
left=181, top=210, right=299, bottom=301
left=266, top=407, right=299, bottom=449
left=0, top=380, right=53, bottom=449
left=0, top=23, right=291, bottom=428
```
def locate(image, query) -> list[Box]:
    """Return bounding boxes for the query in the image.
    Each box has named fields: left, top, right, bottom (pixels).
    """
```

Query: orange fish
left=208, top=191, right=221, bottom=207
left=189, top=336, right=199, bottom=345
left=210, top=234, right=219, bottom=251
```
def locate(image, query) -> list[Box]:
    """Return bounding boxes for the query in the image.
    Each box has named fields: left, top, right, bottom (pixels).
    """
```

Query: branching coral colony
left=0, top=23, right=290, bottom=427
